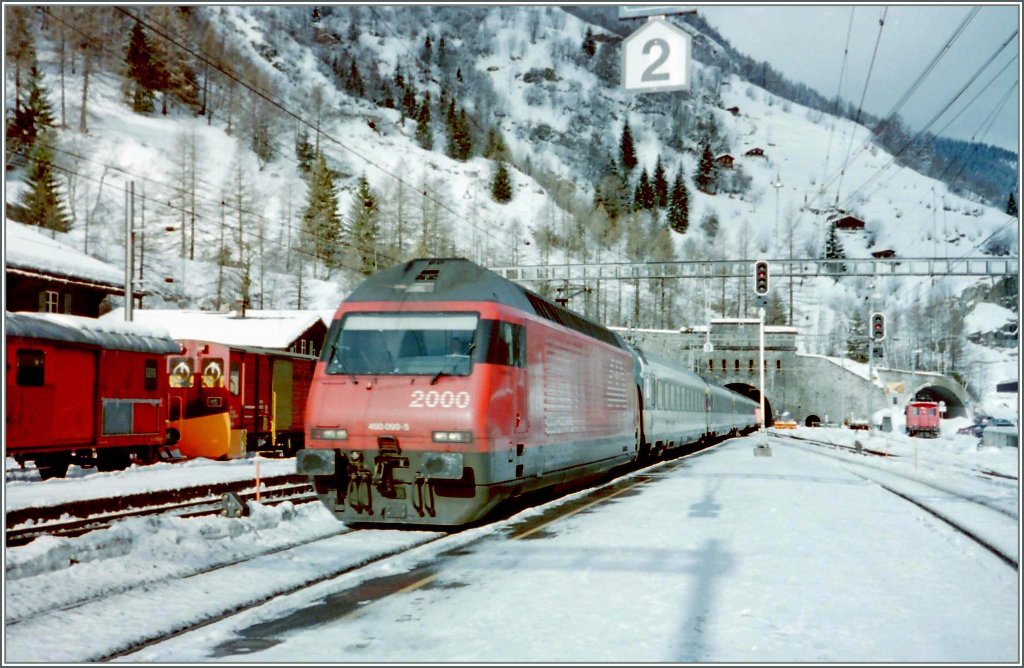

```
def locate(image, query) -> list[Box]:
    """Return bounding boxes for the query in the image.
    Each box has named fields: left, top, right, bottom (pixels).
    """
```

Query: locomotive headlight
left=311, top=428, right=348, bottom=440
left=432, top=430, right=473, bottom=443
left=349, top=451, right=362, bottom=462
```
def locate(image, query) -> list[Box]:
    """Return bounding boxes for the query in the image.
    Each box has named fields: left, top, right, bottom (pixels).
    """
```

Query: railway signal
left=754, top=260, right=770, bottom=296
left=871, top=312, right=886, bottom=342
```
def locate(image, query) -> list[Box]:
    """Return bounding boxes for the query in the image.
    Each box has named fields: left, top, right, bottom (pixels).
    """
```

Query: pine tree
left=668, top=171, right=690, bottom=234
left=653, top=156, right=668, bottom=208
left=125, top=22, right=160, bottom=113
left=415, top=92, right=432, bottom=149
left=301, top=154, right=343, bottom=276
left=484, top=127, right=507, bottom=159
left=5, top=61, right=55, bottom=168
left=824, top=223, right=847, bottom=274
left=421, top=34, right=433, bottom=62
left=620, top=121, right=637, bottom=173
left=295, top=129, right=315, bottom=174
left=634, top=168, right=655, bottom=211
left=582, top=27, right=597, bottom=58
left=1007, top=192, right=1018, bottom=217
left=16, top=142, right=71, bottom=233
left=846, top=309, right=868, bottom=362
left=346, top=60, right=364, bottom=97
left=437, top=36, right=448, bottom=70
left=348, top=175, right=380, bottom=276
left=491, top=160, right=512, bottom=203
left=696, top=143, right=717, bottom=194
left=401, top=84, right=418, bottom=120
left=455, top=109, right=472, bottom=160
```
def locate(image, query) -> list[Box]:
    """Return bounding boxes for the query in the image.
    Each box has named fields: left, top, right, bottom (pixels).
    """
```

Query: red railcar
left=5, top=311, right=183, bottom=478
left=905, top=400, right=941, bottom=438
left=172, top=340, right=316, bottom=458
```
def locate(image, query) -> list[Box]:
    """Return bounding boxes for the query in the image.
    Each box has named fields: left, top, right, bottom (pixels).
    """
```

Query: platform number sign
left=622, top=18, right=692, bottom=93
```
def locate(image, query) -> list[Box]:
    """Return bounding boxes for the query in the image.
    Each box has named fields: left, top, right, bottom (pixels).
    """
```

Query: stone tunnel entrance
left=911, top=384, right=969, bottom=419
left=726, top=383, right=774, bottom=426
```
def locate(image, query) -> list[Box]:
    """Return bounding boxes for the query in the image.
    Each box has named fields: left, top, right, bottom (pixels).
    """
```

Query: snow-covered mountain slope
left=4, top=6, right=1018, bottom=400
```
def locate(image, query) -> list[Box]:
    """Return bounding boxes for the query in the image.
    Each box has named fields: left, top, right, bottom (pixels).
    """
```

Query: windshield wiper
left=430, top=343, right=474, bottom=385
left=329, top=343, right=358, bottom=384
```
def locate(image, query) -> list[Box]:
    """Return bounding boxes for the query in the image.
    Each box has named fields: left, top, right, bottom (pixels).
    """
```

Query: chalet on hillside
left=715, top=154, right=734, bottom=169
left=6, top=222, right=132, bottom=318
left=103, top=309, right=330, bottom=357
left=870, top=249, right=896, bottom=258
left=726, top=106, right=740, bottom=116
left=831, top=214, right=866, bottom=230
left=744, top=147, right=765, bottom=158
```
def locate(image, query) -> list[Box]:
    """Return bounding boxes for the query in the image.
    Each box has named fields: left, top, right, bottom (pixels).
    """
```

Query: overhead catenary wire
left=35, top=7, right=409, bottom=269
left=833, top=28, right=1019, bottom=215
left=113, top=5, right=519, bottom=254
left=808, top=6, right=983, bottom=214
left=9, top=142, right=385, bottom=285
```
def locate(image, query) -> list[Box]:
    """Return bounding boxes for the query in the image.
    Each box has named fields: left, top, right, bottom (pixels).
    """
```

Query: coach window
left=230, top=362, right=241, bottom=396
left=776, top=359, right=782, bottom=370
left=748, top=359, right=754, bottom=372
left=707, top=359, right=713, bottom=371
left=144, top=359, right=158, bottom=391
left=734, top=359, right=740, bottom=371
left=16, top=350, right=45, bottom=386
left=721, top=359, right=726, bottom=371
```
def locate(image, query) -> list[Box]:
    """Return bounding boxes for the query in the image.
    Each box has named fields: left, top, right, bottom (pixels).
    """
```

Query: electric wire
left=114, top=6, right=518, bottom=254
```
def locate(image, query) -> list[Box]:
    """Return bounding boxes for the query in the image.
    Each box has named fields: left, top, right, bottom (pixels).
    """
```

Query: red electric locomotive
left=171, top=340, right=316, bottom=459
left=297, top=258, right=641, bottom=526
left=905, top=400, right=941, bottom=438
left=5, top=311, right=183, bottom=479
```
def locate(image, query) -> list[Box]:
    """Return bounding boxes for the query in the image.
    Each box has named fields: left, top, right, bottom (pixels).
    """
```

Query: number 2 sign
left=622, top=18, right=692, bottom=93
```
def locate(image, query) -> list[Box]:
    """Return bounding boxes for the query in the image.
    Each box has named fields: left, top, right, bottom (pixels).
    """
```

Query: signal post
left=754, top=260, right=771, bottom=456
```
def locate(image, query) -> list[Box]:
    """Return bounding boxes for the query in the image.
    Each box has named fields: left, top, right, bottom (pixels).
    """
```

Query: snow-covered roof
left=5, top=311, right=181, bottom=354
left=5, top=222, right=124, bottom=288
left=101, top=309, right=329, bottom=349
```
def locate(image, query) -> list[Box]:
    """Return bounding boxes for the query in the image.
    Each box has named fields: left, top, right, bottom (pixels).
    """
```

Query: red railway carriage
left=297, top=258, right=640, bottom=526
left=171, top=340, right=316, bottom=458
left=5, top=311, right=182, bottom=478
left=905, top=400, right=941, bottom=438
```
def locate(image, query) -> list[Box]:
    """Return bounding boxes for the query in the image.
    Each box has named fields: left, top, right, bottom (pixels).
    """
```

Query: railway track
left=5, top=474, right=317, bottom=547
left=777, top=434, right=1019, bottom=571
left=6, top=448, right=705, bottom=663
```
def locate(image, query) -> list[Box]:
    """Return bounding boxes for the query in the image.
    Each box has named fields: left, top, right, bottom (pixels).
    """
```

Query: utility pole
left=124, top=181, right=135, bottom=322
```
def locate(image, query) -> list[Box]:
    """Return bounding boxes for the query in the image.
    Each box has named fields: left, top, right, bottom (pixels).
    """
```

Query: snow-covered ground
left=4, top=422, right=1019, bottom=663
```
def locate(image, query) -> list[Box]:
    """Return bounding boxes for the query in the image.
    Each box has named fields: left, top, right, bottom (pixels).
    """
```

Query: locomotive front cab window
left=326, top=313, right=479, bottom=377
left=202, top=358, right=225, bottom=388
left=168, top=356, right=194, bottom=388
left=16, top=349, right=45, bottom=386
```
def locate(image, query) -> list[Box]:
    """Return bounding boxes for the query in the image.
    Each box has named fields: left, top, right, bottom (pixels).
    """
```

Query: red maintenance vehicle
left=5, top=311, right=184, bottom=478
left=905, top=400, right=941, bottom=438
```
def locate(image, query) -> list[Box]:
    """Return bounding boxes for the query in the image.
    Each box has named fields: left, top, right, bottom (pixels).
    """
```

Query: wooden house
left=6, top=222, right=131, bottom=318
left=744, top=147, right=765, bottom=158
left=832, top=214, right=866, bottom=230
left=715, top=153, right=735, bottom=169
